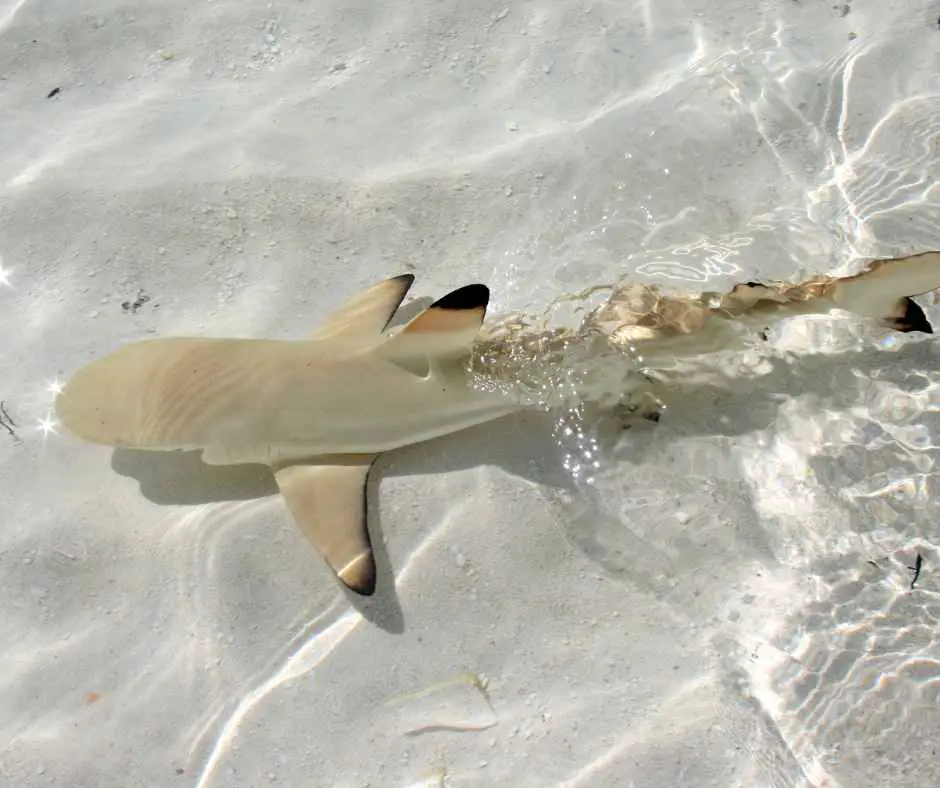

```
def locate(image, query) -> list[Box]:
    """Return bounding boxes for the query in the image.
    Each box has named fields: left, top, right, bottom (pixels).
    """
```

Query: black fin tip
left=889, top=298, right=933, bottom=334
left=431, top=283, right=490, bottom=311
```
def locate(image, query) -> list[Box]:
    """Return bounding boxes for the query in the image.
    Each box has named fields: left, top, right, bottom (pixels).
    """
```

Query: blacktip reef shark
left=55, top=250, right=940, bottom=596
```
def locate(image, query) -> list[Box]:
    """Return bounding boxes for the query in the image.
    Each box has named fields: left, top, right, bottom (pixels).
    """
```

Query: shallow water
left=2, top=1, right=940, bottom=786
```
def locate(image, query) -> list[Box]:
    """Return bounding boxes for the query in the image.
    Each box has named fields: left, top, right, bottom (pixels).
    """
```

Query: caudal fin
left=830, top=250, right=940, bottom=333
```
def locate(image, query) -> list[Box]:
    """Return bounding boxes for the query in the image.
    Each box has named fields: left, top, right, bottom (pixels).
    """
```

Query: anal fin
left=273, top=454, right=378, bottom=596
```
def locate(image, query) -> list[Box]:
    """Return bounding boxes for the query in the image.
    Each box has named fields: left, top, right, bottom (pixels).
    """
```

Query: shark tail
left=829, top=250, right=940, bottom=333
left=719, top=251, right=940, bottom=333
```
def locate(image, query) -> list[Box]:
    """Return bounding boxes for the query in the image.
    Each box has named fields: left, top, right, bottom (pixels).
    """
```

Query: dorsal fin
left=310, top=274, right=415, bottom=340
left=378, top=283, right=490, bottom=362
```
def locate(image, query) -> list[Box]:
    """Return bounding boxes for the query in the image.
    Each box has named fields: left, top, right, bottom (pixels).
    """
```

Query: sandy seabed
left=2, top=1, right=940, bottom=786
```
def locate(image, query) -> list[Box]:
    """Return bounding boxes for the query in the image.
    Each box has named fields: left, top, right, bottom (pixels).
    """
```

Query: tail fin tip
left=886, top=297, right=933, bottom=334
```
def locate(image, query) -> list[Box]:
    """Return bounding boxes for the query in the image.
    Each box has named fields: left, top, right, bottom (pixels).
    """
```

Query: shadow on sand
left=109, top=334, right=937, bottom=630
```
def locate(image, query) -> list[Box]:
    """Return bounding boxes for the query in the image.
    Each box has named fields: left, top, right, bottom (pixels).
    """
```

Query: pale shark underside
left=56, top=250, right=940, bottom=595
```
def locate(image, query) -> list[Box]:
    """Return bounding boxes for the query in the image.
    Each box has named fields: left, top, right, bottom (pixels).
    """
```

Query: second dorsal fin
left=310, top=274, right=415, bottom=340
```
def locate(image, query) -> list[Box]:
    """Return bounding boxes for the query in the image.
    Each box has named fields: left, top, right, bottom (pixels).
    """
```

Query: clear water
left=2, top=1, right=940, bottom=786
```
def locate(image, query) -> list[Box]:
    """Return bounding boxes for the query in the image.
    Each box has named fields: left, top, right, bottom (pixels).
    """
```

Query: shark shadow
left=109, top=409, right=573, bottom=632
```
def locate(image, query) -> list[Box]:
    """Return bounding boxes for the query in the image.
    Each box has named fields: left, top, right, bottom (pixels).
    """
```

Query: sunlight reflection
left=191, top=501, right=458, bottom=785
left=35, top=413, right=58, bottom=439
left=557, top=673, right=713, bottom=788
left=193, top=609, right=360, bottom=788
left=0, top=0, right=29, bottom=31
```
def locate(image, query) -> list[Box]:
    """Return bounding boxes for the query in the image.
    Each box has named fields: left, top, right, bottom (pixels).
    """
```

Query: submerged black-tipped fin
left=885, top=297, right=933, bottom=334
left=831, top=251, right=940, bottom=332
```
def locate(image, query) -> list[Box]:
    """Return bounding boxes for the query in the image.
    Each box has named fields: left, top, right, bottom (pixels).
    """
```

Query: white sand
left=3, top=1, right=940, bottom=786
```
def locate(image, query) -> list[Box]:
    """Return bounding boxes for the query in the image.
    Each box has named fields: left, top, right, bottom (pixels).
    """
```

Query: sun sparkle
left=36, top=413, right=58, bottom=437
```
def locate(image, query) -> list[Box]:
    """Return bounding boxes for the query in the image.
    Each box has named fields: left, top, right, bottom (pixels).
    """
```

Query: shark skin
left=55, top=250, right=940, bottom=596
left=581, top=250, right=940, bottom=360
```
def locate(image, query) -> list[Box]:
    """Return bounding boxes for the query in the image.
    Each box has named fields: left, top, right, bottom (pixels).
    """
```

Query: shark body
left=56, top=251, right=940, bottom=595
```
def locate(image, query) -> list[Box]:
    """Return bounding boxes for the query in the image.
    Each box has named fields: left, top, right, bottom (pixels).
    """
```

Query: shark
left=55, top=250, right=940, bottom=596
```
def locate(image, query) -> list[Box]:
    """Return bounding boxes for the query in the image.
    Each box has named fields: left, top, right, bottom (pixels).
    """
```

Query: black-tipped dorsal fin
left=378, top=283, right=490, bottom=361
left=310, top=274, right=415, bottom=340
left=273, top=455, right=378, bottom=596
